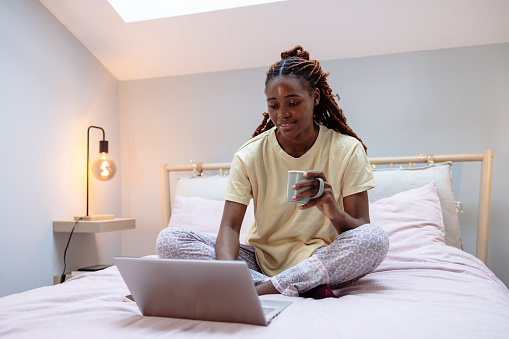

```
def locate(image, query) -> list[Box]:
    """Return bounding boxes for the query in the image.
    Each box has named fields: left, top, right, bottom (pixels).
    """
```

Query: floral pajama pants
left=155, top=224, right=389, bottom=297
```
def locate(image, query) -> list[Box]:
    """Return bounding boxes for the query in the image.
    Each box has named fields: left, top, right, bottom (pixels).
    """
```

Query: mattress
left=1, top=242, right=508, bottom=338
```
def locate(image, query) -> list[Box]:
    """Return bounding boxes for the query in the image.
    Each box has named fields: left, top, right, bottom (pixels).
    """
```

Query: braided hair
left=253, top=45, right=367, bottom=152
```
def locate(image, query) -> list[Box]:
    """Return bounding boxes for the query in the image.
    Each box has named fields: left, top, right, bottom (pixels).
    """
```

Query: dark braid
left=253, top=45, right=367, bottom=152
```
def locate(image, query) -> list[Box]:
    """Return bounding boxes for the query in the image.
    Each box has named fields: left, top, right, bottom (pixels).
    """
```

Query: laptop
left=114, top=257, right=292, bottom=326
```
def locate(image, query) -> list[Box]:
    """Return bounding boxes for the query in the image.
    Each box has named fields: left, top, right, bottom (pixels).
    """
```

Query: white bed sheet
left=1, top=243, right=508, bottom=339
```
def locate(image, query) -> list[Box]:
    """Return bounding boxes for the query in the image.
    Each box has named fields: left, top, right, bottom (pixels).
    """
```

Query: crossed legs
left=155, top=224, right=389, bottom=297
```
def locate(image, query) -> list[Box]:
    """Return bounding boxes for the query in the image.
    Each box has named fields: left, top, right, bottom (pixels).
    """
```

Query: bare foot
left=300, top=285, right=338, bottom=299
left=256, top=280, right=280, bottom=295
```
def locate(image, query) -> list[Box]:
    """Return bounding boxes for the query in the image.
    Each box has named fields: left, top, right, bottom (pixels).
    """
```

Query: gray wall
left=120, top=43, right=509, bottom=287
left=0, top=0, right=122, bottom=297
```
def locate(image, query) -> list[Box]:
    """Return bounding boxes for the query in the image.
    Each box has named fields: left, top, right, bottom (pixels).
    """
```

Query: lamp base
left=74, top=214, right=115, bottom=221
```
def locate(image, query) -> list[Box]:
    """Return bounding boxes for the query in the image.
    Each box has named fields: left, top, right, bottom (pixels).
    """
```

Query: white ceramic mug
left=287, top=170, right=324, bottom=204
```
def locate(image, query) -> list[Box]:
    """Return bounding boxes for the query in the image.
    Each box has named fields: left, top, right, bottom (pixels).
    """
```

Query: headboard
left=161, top=150, right=493, bottom=264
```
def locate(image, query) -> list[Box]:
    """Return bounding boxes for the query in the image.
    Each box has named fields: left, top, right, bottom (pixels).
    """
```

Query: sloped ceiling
left=39, top=0, right=509, bottom=81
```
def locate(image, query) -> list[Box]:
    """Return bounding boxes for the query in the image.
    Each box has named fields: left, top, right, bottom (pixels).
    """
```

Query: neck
left=276, top=124, right=319, bottom=158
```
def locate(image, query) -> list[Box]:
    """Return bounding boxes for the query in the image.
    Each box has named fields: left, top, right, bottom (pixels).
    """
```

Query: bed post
left=476, top=150, right=494, bottom=264
left=161, top=164, right=171, bottom=229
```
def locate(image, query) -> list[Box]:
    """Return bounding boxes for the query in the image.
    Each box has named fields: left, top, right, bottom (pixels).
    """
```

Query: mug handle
left=310, top=178, right=324, bottom=199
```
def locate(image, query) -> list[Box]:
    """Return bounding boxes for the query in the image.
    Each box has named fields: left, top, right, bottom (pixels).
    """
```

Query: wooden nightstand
left=53, top=218, right=135, bottom=233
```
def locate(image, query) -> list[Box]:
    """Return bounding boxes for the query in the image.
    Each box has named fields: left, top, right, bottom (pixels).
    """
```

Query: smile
left=279, top=121, right=296, bottom=128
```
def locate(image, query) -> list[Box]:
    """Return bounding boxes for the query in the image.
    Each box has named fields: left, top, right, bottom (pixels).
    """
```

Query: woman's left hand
left=295, top=171, right=370, bottom=233
left=293, top=171, right=339, bottom=220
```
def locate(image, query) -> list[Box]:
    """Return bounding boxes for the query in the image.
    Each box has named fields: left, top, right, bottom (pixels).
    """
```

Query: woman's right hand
left=215, top=200, right=247, bottom=260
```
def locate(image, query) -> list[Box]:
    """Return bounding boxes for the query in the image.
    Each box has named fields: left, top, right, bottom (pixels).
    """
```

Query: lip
left=279, top=121, right=296, bottom=130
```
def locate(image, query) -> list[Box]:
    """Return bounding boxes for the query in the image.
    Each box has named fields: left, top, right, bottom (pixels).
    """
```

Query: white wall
left=119, top=70, right=267, bottom=257
left=2, top=0, right=507, bottom=299
left=120, top=43, right=509, bottom=287
left=0, top=0, right=121, bottom=297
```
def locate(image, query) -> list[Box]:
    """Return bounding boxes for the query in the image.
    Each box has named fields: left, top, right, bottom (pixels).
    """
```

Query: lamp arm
left=87, top=126, right=106, bottom=217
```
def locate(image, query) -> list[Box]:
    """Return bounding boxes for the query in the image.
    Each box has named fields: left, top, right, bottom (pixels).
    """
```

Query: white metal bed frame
left=161, top=150, right=493, bottom=264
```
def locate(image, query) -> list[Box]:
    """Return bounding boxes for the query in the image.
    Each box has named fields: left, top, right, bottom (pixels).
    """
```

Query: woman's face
left=266, top=76, right=319, bottom=144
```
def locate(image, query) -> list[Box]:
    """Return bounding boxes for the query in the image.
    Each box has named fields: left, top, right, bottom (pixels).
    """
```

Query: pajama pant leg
left=155, top=227, right=270, bottom=285
left=271, top=223, right=389, bottom=297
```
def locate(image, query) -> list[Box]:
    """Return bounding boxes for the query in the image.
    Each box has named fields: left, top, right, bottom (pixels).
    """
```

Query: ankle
left=256, top=280, right=280, bottom=296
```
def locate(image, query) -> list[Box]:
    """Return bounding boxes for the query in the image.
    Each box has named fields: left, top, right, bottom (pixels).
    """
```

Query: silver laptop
left=114, top=257, right=292, bottom=326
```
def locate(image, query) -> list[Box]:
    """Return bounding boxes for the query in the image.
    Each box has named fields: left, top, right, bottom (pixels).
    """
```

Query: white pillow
left=169, top=195, right=254, bottom=244
left=170, top=183, right=446, bottom=254
left=369, top=162, right=462, bottom=249
left=174, top=176, right=228, bottom=201
left=370, top=182, right=446, bottom=254
left=171, top=165, right=462, bottom=249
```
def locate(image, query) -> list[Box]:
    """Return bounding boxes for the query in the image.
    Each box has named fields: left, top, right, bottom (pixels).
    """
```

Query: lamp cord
left=60, top=217, right=83, bottom=284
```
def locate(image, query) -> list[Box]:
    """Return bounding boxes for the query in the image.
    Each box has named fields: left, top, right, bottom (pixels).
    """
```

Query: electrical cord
left=60, top=217, right=83, bottom=284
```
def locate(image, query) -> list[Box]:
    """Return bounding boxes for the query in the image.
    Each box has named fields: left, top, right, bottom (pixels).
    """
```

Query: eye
left=288, top=101, right=300, bottom=107
left=268, top=103, right=279, bottom=110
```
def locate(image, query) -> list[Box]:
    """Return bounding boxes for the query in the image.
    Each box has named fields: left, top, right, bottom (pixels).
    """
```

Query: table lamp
left=75, top=126, right=117, bottom=221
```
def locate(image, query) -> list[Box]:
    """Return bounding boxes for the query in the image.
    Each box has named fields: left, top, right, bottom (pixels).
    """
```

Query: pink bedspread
left=1, top=244, right=508, bottom=339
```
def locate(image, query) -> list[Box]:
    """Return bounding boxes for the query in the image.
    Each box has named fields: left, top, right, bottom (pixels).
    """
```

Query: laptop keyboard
left=262, top=306, right=277, bottom=316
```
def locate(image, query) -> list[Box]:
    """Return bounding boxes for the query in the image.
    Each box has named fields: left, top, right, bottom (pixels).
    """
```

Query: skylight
left=107, top=0, right=288, bottom=23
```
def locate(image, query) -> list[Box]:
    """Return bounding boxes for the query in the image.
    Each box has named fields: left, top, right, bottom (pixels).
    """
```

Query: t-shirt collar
left=269, top=123, right=325, bottom=162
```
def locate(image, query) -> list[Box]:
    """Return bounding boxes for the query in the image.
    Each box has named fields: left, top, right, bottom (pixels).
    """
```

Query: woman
left=157, top=46, right=389, bottom=299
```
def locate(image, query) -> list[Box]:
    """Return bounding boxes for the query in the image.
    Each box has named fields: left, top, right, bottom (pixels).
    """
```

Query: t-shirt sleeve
left=341, top=143, right=377, bottom=197
left=223, top=154, right=252, bottom=206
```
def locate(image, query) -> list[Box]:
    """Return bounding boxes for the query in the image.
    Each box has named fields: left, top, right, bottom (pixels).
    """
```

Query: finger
left=293, top=179, right=323, bottom=200
left=304, top=171, right=326, bottom=180
left=298, top=198, right=318, bottom=210
left=292, top=178, right=316, bottom=190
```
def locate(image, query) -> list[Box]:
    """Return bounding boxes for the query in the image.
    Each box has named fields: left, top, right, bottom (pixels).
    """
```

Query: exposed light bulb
left=92, top=152, right=117, bottom=181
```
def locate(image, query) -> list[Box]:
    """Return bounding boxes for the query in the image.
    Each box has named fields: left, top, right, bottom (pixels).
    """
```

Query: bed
left=1, top=151, right=508, bottom=338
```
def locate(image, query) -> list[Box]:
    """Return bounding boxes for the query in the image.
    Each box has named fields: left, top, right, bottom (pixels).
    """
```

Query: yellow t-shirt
left=224, top=124, right=376, bottom=276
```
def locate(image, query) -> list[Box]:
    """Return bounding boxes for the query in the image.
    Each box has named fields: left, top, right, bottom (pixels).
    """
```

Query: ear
left=314, top=88, right=320, bottom=105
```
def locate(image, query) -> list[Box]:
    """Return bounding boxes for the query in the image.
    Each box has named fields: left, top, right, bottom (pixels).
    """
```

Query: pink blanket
left=1, top=243, right=508, bottom=338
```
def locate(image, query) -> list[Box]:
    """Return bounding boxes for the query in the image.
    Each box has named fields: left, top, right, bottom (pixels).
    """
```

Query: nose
left=277, top=109, right=291, bottom=119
